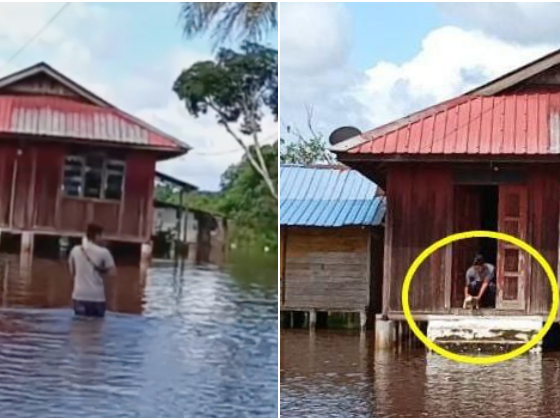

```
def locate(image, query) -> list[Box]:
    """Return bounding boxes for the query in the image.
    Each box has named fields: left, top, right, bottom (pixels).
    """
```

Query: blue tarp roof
left=280, top=165, right=385, bottom=227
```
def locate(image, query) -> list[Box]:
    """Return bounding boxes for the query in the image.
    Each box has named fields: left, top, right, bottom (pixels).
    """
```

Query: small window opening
left=63, top=153, right=125, bottom=200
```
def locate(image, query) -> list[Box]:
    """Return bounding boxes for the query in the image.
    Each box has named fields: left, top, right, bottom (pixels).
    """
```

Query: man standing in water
left=465, top=254, right=496, bottom=307
left=69, top=223, right=116, bottom=317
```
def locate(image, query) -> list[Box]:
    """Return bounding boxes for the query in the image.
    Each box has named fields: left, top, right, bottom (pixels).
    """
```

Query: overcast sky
left=280, top=2, right=559, bottom=144
left=0, top=2, right=277, bottom=191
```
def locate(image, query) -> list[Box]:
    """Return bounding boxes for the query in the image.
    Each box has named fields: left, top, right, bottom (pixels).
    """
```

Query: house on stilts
left=333, top=49, right=560, bottom=351
left=0, top=62, right=189, bottom=268
left=280, top=164, right=386, bottom=329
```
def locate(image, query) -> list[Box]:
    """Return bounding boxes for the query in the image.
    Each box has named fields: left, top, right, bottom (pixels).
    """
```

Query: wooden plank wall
left=34, top=146, right=65, bottom=228
left=0, top=144, right=16, bottom=225
left=284, top=226, right=371, bottom=311
left=0, top=141, right=156, bottom=242
left=385, top=164, right=453, bottom=313
left=121, top=153, right=155, bottom=240
left=527, top=166, right=559, bottom=314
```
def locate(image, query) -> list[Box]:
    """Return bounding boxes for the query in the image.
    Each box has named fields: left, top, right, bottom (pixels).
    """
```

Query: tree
left=166, top=142, right=278, bottom=250
left=219, top=142, right=278, bottom=249
left=173, top=42, right=278, bottom=199
left=180, top=2, right=277, bottom=46
left=280, top=107, right=334, bottom=165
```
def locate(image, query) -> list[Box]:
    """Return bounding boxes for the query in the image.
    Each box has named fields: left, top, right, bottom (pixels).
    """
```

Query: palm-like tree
left=179, top=2, right=277, bottom=45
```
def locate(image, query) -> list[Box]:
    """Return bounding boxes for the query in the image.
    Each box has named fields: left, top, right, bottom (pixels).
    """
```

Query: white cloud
left=439, top=2, right=560, bottom=45
left=359, top=26, right=557, bottom=127
left=279, top=2, right=350, bottom=74
left=280, top=2, right=367, bottom=143
left=280, top=2, right=559, bottom=142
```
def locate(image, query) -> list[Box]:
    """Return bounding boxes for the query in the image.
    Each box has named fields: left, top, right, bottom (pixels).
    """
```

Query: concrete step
left=427, top=315, right=543, bottom=354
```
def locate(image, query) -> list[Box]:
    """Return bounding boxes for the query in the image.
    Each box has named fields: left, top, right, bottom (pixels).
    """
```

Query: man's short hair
left=86, top=223, right=103, bottom=240
left=473, top=254, right=485, bottom=266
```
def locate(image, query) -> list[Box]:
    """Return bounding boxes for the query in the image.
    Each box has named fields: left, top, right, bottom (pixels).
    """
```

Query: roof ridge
left=331, top=94, right=474, bottom=153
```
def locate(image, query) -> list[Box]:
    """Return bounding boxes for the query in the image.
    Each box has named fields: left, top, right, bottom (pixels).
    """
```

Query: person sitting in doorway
left=68, top=223, right=116, bottom=317
left=464, top=254, right=496, bottom=308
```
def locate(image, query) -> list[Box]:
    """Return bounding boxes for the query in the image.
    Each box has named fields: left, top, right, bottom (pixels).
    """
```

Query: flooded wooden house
left=280, top=164, right=386, bottom=329
left=152, top=171, right=229, bottom=265
left=333, top=49, right=560, bottom=349
left=0, top=63, right=189, bottom=267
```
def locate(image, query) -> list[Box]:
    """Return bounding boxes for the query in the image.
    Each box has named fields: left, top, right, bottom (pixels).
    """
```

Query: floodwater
left=281, top=329, right=560, bottom=418
left=0, top=253, right=278, bottom=417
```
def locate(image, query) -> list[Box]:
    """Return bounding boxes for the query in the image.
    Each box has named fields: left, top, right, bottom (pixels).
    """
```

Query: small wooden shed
left=280, top=164, right=385, bottom=327
left=0, top=63, right=189, bottom=265
left=334, top=49, right=560, bottom=322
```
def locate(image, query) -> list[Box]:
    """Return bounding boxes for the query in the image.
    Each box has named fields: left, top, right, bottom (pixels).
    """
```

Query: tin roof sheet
left=0, top=95, right=187, bottom=152
left=280, top=165, right=385, bottom=227
left=337, top=92, right=560, bottom=157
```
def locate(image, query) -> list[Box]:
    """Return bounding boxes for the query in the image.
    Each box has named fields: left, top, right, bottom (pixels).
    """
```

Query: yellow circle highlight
left=402, top=230, right=559, bottom=365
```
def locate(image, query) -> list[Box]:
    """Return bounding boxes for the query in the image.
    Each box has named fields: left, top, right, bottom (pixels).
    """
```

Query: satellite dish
left=329, top=126, right=361, bottom=146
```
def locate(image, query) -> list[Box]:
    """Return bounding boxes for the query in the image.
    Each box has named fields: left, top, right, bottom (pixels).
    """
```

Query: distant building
left=152, top=172, right=228, bottom=264
left=0, top=62, right=189, bottom=267
left=280, top=164, right=385, bottom=328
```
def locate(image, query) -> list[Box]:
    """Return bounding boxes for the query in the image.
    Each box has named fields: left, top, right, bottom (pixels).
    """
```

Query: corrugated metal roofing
left=0, top=95, right=186, bottom=151
left=341, top=92, right=560, bottom=156
left=280, top=165, right=385, bottom=227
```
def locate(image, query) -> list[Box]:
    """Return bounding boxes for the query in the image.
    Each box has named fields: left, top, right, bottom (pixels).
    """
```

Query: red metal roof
left=342, top=92, right=560, bottom=156
left=0, top=95, right=186, bottom=152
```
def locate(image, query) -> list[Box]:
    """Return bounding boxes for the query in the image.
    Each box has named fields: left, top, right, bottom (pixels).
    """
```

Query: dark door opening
left=479, top=186, right=498, bottom=266
left=452, top=185, right=499, bottom=308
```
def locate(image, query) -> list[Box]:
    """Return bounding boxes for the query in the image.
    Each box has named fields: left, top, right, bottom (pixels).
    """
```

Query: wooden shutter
left=497, top=185, right=528, bottom=310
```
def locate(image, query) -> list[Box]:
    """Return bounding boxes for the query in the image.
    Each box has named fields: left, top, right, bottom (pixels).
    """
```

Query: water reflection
left=281, top=329, right=560, bottom=417
left=0, top=254, right=278, bottom=417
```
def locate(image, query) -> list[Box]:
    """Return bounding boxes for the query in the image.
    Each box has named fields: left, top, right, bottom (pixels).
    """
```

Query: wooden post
left=309, top=309, right=317, bottom=330
left=20, top=231, right=34, bottom=271
left=360, top=310, right=368, bottom=331
left=140, top=242, right=152, bottom=273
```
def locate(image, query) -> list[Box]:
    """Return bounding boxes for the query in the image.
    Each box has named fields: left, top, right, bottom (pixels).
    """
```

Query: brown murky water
left=0, top=254, right=278, bottom=417
left=281, top=329, right=560, bottom=418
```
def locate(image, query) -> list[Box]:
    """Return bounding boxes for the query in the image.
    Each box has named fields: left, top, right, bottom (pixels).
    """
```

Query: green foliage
left=218, top=142, right=278, bottom=249
left=180, top=2, right=277, bottom=46
left=173, top=41, right=278, bottom=132
left=280, top=136, right=333, bottom=165
left=157, top=143, right=278, bottom=251
left=155, top=183, right=181, bottom=204
left=280, top=107, right=334, bottom=165
left=173, top=41, right=278, bottom=199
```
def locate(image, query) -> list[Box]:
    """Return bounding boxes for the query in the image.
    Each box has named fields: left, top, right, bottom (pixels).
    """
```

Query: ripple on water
left=281, top=329, right=560, bottom=418
left=0, top=257, right=278, bottom=417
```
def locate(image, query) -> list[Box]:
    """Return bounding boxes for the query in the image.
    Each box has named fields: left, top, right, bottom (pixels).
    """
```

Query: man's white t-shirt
left=69, top=240, right=115, bottom=302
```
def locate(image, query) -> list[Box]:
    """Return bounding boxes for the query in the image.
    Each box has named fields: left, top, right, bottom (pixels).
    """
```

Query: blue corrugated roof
left=280, top=165, right=385, bottom=227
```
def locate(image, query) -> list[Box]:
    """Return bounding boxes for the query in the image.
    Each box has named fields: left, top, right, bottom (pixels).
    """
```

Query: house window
left=63, top=154, right=125, bottom=200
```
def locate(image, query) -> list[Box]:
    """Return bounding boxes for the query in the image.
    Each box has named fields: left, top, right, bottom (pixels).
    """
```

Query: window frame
left=62, top=153, right=126, bottom=202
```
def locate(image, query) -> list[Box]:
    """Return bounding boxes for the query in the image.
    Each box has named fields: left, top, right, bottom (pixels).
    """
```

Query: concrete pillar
left=375, top=318, right=398, bottom=350
left=140, top=242, right=152, bottom=273
left=20, top=231, right=34, bottom=271
left=309, top=309, right=317, bottom=330
left=360, top=310, right=368, bottom=331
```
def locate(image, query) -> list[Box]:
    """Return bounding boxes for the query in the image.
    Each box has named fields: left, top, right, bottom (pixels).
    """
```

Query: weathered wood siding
left=385, top=164, right=453, bottom=314
left=383, top=162, right=560, bottom=316
left=283, top=226, right=372, bottom=311
left=0, top=140, right=156, bottom=242
left=527, top=166, right=559, bottom=314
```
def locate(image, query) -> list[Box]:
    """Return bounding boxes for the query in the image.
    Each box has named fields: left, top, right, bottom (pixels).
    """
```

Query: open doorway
left=452, top=185, right=498, bottom=308
left=479, top=186, right=498, bottom=266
